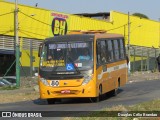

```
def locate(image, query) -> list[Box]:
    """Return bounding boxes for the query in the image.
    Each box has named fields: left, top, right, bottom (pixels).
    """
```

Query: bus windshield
left=40, top=41, right=93, bottom=74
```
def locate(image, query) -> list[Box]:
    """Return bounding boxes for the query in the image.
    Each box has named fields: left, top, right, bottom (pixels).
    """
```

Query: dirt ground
left=0, top=76, right=39, bottom=104
left=128, top=71, right=160, bottom=82
left=0, top=71, right=160, bottom=104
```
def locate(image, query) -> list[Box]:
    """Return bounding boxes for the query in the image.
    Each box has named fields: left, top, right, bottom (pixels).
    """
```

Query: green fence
left=128, top=45, right=160, bottom=72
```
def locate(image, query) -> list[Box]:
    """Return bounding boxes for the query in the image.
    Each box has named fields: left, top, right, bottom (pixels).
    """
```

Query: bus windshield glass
left=40, top=41, right=93, bottom=74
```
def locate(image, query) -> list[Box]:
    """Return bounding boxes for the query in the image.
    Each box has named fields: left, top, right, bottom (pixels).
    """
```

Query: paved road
left=0, top=80, right=160, bottom=119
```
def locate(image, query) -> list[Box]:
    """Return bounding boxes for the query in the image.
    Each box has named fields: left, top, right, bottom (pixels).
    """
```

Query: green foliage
left=132, top=13, right=149, bottom=19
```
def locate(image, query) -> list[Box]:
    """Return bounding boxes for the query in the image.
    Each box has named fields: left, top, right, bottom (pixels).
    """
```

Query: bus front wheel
left=47, top=98, right=56, bottom=104
left=90, top=85, right=102, bottom=103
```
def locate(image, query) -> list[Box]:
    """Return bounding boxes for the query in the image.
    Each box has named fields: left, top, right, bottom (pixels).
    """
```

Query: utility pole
left=30, top=40, right=33, bottom=77
left=128, top=12, right=131, bottom=74
left=15, top=0, right=20, bottom=87
left=159, top=18, right=160, bottom=47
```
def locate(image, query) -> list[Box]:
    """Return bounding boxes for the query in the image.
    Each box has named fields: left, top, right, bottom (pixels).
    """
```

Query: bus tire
left=111, top=80, right=120, bottom=96
left=90, top=85, right=102, bottom=103
left=112, top=88, right=118, bottom=96
left=90, top=96, right=99, bottom=103
left=99, top=85, right=103, bottom=100
left=47, top=98, right=55, bottom=104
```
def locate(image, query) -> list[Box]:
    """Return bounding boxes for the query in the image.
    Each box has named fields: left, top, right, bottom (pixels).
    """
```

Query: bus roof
left=94, top=33, right=123, bottom=39
left=68, top=30, right=123, bottom=38
left=45, top=32, right=123, bottom=42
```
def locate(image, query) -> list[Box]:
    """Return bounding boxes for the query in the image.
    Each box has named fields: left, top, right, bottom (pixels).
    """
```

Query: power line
left=19, top=29, right=48, bottom=37
left=0, top=29, right=14, bottom=35
left=106, top=23, right=128, bottom=32
left=19, top=11, right=51, bottom=26
left=0, top=11, right=14, bottom=17
left=19, top=26, right=49, bottom=31
left=19, top=30, right=34, bottom=38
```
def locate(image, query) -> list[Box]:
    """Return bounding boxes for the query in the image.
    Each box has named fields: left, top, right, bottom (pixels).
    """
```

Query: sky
left=6, top=0, right=160, bottom=21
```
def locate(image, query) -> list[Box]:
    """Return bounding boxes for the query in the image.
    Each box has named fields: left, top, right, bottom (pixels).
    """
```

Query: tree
left=132, top=13, right=149, bottom=19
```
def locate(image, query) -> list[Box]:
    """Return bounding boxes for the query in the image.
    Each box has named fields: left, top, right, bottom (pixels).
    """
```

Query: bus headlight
left=82, top=75, right=93, bottom=85
left=39, top=77, right=49, bottom=86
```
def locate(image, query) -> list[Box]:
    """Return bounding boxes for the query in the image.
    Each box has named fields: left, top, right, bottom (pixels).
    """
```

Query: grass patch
left=0, top=86, right=18, bottom=90
left=65, top=99, right=160, bottom=120
left=128, top=99, right=160, bottom=111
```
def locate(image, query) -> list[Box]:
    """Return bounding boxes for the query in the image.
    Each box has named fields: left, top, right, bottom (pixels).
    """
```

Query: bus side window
left=119, top=39, right=125, bottom=59
left=107, top=40, right=114, bottom=62
left=100, top=40, right=107, bottom=64
left=113, top=39, right=120, bottom=60
left=96, top=41, right=101, bottom=65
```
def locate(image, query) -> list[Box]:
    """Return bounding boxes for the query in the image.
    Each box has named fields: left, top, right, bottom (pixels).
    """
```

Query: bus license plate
left=61, top=90, right=70, bottom=94
left=50, top=80, right=59, bottom=87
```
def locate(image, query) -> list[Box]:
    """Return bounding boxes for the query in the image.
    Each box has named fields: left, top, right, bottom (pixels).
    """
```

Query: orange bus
left=38, top=31, right=128, bottom=104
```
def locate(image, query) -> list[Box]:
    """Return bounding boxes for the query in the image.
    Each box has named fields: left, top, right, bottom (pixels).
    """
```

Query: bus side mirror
left=38, top=43, right=43, bottom=57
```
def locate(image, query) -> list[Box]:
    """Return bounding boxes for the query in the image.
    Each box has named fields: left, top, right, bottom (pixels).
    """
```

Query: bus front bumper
left=38, top=80, right=96, bottom=99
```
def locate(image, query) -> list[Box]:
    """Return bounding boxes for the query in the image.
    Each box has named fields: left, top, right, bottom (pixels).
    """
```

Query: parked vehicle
left=2, top=76, right=16, bottom=84
left=0, top=76, right=16, bottom=87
